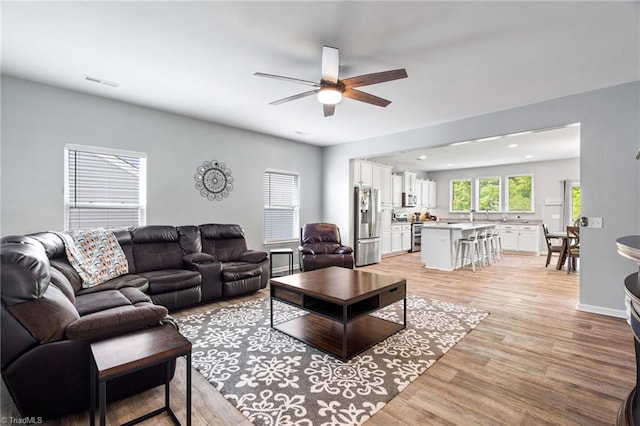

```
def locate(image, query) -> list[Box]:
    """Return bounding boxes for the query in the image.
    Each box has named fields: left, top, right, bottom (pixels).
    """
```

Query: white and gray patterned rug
left=177, top=295, right=488, bottom=426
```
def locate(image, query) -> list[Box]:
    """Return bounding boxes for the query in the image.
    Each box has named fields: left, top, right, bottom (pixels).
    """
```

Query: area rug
left=176, top=295, right=488, bottom=426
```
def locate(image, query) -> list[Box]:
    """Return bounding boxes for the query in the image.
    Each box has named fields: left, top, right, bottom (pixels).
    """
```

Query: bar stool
left=476, top=229, right=492, bottom=266
left=489, top=229, right=503, bottom=262
left=456, top=231, right=480, bottom=272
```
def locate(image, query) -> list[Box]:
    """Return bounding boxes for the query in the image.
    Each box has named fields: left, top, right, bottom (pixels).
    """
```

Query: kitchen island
left=420, top=222, right=496, bottom=270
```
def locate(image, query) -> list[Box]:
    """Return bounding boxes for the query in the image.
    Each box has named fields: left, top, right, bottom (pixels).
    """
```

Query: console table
left=89, top=325, right=192, bottom=426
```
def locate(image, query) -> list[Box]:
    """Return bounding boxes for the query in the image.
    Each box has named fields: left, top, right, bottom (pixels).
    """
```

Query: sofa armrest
left=183, top=252, right=216, bottom=264
left=238, top=250, right=268, bottom=263
left=299, top=246, right=315, bottom=255
left=334, top=246, right=353, bottom=255
left=183, top=256, right=223, bottom=302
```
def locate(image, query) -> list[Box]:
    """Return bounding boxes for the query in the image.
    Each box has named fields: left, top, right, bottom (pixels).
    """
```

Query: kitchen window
left=64, top=144, right=147, bottom=231
left=450, top=178, right=472, bottom=212
left=476, top=176, right=501, bottom=212
left=264, top=170, right=300, bottom=243
left=506, top=174, right=534, bottom=212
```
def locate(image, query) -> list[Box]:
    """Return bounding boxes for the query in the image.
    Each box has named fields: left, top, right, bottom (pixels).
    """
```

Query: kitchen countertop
left=420, top=222, right=497, bottom=230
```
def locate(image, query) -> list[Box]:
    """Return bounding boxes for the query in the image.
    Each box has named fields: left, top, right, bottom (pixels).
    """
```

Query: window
left=264, top=170, right=300, bottom=243
left=572, top=183, right=581, bottom=223
left=506, top=174, right=534, bottom=212
left=476, top=177, right=501, bottom=211
left=64, top=144, right=146, bottom=231
left=450, top=179, right=472, bottom=212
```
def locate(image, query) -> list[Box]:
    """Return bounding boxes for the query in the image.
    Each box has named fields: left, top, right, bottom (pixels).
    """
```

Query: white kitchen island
left=420, top=222, right=496, bottom=270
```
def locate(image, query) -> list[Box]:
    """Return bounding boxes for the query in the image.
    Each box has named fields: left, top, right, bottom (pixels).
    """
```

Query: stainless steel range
left=411, top=222, right=423, bottom=252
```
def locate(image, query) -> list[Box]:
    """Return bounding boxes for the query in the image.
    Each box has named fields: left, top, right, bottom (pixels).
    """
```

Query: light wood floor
left=2, top=252, right=635, bottom=425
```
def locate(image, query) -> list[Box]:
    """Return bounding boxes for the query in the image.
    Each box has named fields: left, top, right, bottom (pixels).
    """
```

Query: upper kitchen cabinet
left=403, top=171, right=417, bottom=194
left=426, top=180, right=437, bottom=209
left=377, top=165, right=393, bottom=208
left=353, top=160, right=373, bottom=187
left=392, top=174, right=403, bottom=207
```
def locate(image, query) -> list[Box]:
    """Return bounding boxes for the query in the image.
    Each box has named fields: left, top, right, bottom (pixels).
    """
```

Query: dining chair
left=566, top=226, right=580, bottom=274
left=542, top=224, right=564, bottom=268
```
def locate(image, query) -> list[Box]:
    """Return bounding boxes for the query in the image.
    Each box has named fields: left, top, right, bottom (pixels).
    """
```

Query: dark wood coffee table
left=270, top=266, right=406, bottom=361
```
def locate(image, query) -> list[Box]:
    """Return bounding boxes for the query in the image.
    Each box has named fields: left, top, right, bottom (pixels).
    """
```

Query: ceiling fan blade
left=341, top=69, right=408, bottom=89
left=254, top=72, right=320, bottom=87
left=321, top=46, right=339, bottom=83
left=323, top=104, right=336, bottom=117
left=269, top=89, right=319, bottom=105
left=343, top=88, right=391, bottom=107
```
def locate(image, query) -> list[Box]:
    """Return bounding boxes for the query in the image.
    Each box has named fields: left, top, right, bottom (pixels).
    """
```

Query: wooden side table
left=89, top=325, right=192, bottom=426
left=270, top=248, right=294, bottom=277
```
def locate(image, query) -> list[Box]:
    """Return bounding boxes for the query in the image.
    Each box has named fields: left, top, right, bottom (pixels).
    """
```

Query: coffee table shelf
left=270, top=266, right=406, bottom=361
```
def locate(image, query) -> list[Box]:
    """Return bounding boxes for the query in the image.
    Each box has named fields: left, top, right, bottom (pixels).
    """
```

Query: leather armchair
left=299, top=223, right=354, bottom=271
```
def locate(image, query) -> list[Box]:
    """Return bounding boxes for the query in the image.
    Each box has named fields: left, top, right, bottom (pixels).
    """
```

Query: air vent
left=83, top=75, right=119, bottom=88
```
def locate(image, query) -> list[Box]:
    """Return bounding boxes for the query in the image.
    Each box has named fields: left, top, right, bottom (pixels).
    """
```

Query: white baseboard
left=271, top=265, right=300, bottom=275
left=576, top=303, right=627, bottom=319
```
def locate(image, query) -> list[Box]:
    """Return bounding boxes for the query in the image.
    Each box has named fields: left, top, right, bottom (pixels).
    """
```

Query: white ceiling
left=370, top=123, right=581, bottom=172
left=1, top=1, right=638, bottom=147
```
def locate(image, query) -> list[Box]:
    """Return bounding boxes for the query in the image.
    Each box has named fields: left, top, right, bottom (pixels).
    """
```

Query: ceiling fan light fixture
left=317, top=87, right=342, bottom=105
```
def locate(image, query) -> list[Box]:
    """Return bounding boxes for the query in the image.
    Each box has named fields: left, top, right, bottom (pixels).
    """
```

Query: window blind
left=264, top=171, right=299, bottom=243
left=65, top=146, right=146, bottom=230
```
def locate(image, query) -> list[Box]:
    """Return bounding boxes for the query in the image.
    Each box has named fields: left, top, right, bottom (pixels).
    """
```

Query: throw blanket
left=58, top=229, right=129, bottom=288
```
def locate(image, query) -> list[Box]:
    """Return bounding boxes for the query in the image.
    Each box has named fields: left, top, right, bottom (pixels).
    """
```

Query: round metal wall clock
left=194, top=160, right=234, bottom=201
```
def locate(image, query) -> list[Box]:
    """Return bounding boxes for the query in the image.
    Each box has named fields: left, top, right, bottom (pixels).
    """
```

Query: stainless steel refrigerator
left=354, top=187, right=382, bottom=266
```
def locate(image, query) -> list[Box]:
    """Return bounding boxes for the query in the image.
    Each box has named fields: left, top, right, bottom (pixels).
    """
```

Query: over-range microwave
left=402, top=192, right=417, bottom=207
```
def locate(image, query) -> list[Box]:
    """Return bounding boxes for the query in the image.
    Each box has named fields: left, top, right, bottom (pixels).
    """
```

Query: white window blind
left=264, top=171, right=299, bottom=243
left=64, top=145, right=147, bottom=230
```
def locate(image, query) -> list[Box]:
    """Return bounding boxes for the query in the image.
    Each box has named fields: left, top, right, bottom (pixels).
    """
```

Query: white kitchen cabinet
left=427, top=180, right=437, bottom=209
left=518, top=225, right=540, bottom=253
left=392, top=175, right=402, bottom=207
left=401, top=224, right=411, bottom=251
left=381, top=209, right=392, bottom=254
left=391, top=224, right=402, bottom=252
left=353, top=160, right=373, bottom=187
left=403, top=171, right=417, bottom=194
left=379, top=165, right=392, bottom=207
left=497, top=224, right=539, bottom=254
left=391, top=223, right=411, bottom=252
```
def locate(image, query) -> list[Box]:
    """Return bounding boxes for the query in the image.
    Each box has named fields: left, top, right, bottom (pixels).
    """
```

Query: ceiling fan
left=254, top=46, right=408, bottom=117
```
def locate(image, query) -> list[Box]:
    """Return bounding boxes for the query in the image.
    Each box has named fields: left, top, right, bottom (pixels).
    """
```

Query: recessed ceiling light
left=525, top=155, right=534, bottom=159
left=450, top=141, right=471, bottom=146
left=567, top=123, right=580, bottom=127
left=295, top=131, right=311, bottom=135
left=417, top=155, right=427, bottom=160
left=506, top=130, right=534, bottom=137
left=508, top=143, right=518, bottom=148
left=83, top=75, right=119, bottom=88
left=476, top=136, right=502, bottom=142
left=447, top=163, right=454, bottom=167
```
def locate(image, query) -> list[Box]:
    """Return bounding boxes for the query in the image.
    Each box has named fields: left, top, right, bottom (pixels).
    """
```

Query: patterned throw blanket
left=58, top=229, right=129, bottom=288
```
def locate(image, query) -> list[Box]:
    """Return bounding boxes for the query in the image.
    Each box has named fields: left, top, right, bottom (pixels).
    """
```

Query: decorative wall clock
left=194, top=160, right=234, bottom=201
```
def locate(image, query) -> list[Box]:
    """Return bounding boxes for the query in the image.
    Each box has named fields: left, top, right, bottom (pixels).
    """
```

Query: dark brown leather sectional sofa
left=1, top=223, right=269, bottom=419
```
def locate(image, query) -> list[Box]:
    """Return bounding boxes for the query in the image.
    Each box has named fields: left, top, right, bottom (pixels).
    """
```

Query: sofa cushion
left=137, top=269, right=201, bottom=294
left=65, top=302, right=168, bottom=341
left=50, top=259, right=83, bottom=294
left=75, top=290, right=134, bottom=317
left=183, top=252, right=216, bottom=263
left=75, top=274, right=149, bottom=296
left=305, top=242, right=341, bottom=254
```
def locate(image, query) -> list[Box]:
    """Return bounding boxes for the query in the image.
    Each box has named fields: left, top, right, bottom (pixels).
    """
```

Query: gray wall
left=324, top=81, right=640, bottom=317
left=1, top=76, right=324, bottom=254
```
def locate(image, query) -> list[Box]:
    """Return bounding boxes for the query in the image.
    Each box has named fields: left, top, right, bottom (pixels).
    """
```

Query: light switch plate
left=588, top=217, right=603, bottom=228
